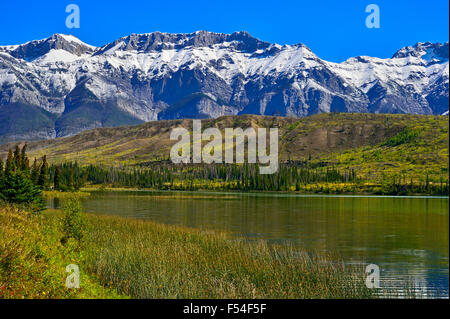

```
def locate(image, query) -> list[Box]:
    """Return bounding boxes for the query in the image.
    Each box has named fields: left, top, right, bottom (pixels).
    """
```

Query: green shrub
left=62, top=198, right=85, bottom=243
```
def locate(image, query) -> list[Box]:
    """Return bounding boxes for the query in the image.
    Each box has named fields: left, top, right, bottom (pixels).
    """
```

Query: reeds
left=83, top=214, right=375, bottom=298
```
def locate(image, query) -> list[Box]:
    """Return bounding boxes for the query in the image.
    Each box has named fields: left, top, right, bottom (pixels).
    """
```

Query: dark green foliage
left=62, top=198, right=85, bottom=243
left=13, top=145, right=21, bottom=170
left=31, top=158, right=40, bottom=185
left=37, top=155, right=49, bottom=190
left=381, top=129, right=419, bottom=147
left=47, top=159, right=447, bottom=196
left=0, top=145, right=46, bottom=212
left=5, top=149, right=14, bottom=174
left=54, top=166, right=61, bottom=191
left=0, top=170, right=45, bottom=211
left=20, top=144, right=29, bottom=172
left=376, top=172, right=449, bottom=196
left=48, top=162, right=85, bottom=191
left=49, top=162, right=358, bottom=192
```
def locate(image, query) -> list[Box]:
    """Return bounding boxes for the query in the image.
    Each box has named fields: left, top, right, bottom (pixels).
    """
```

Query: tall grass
left=82, top=214, right=375, bottom=299
left=0, top=205, right=124, bottom=299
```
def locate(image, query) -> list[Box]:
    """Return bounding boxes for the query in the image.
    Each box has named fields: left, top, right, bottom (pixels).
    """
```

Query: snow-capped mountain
left=0, top=31, right=448, bottom=141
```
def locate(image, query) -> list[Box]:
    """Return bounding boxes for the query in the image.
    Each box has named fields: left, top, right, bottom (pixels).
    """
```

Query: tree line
left=2, top=144, right=447, bottom=199
left=47, top=161, right=359, bottom=192
left=47, top=161, right=448, bottom=195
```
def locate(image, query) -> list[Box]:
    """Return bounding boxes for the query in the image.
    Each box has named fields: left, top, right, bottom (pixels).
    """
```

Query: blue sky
left=0, top=0, right=448, bottom=62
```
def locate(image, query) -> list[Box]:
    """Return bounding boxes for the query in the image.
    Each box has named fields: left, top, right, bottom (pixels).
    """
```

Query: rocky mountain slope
left=0, top=32, right=448, bottom=142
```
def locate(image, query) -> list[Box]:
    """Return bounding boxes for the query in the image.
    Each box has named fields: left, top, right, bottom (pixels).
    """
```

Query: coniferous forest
left=1, top=144, right=448, bottom=203
left=48, top=160, right=448, bottom=195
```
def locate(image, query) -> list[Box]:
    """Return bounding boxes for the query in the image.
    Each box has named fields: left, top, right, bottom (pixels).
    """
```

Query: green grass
left=1, top=205, right=379, bottom=299
left=82, top=213, right=376, bottom=298
left=43, top=190, right=91, bottom=199
left=0, top=205, right=125, bottom=299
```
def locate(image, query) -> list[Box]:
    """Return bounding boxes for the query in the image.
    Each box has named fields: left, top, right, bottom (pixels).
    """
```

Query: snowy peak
left=0, top=31, right=448, bottom=142
left=0, top=34, right=96, bottom=61
left=392, top=42, right=449, bottom=64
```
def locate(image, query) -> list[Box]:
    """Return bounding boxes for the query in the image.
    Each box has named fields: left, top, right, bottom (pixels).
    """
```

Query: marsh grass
left=82, top=214, right=375, bottom=298
left=43, top=190, right=91, bottom=199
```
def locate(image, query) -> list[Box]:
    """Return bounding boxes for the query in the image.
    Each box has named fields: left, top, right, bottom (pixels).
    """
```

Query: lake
left=47, top=191, right=449, bottom=297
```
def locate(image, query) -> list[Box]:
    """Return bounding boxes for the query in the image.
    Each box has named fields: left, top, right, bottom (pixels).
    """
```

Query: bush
left=0, top=171, right=45, bottom=212
left=62, top=198, right=85, bottom=244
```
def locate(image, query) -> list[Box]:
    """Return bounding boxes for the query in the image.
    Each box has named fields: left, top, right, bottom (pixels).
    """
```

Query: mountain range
left=0, top=31, right=448, bottom=142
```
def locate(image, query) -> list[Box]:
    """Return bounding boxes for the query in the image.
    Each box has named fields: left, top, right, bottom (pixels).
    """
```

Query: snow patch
left=34, top=49, right=85, bottom=65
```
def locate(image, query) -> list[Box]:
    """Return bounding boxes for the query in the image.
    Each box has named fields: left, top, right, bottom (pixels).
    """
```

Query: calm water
left=48, top=191, right=449, bottom=297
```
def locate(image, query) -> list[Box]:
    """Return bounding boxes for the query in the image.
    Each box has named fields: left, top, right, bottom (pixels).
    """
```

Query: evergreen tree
left=67, top=168, right=74, bottom=190
left=0, top=170, right=45, bottom=212
left=0, top=157, right=3, bottom=179
left=31, top=158, right=40, bottom=185
left=54, top=166, right=61, bottom=190
left=22, top=157, right=30, bottom=175
left=0, top=146, right=47, bottom=212
left=38, top=155, right=49, bottom=190
left=20, top=144, right=29, bottom=172
left=13, top=145, right=21, bottom=172
left=5, top=149, right=14, bottom=174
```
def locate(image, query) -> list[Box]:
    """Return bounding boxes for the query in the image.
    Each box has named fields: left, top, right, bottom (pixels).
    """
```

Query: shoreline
left=73, top=187, right=449, bottom=199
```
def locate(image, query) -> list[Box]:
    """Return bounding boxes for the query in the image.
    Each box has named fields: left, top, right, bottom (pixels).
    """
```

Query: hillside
left=0, top=113, right=448, bottom=186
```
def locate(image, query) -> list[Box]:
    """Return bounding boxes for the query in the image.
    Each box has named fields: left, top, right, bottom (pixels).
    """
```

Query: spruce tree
left=13, top=145, right=21, bottom=172
left=0, top=148, right=47, bottom=212
left=5, top=149, right=14, bottom=174
left=68, top=168, right=74, bottom=190
left=0, top=157, right=3, bottom=179
left=54, top=166, right=61, bottom=190
left=20, top=144, right=29, bottom=172
left=38, top=155, right=49, bottom=190
left=31, top=158, right=40, bottom=185
left=22, top=157, right=30, bottom=175
left=0, top=170, right=45, bottom=212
